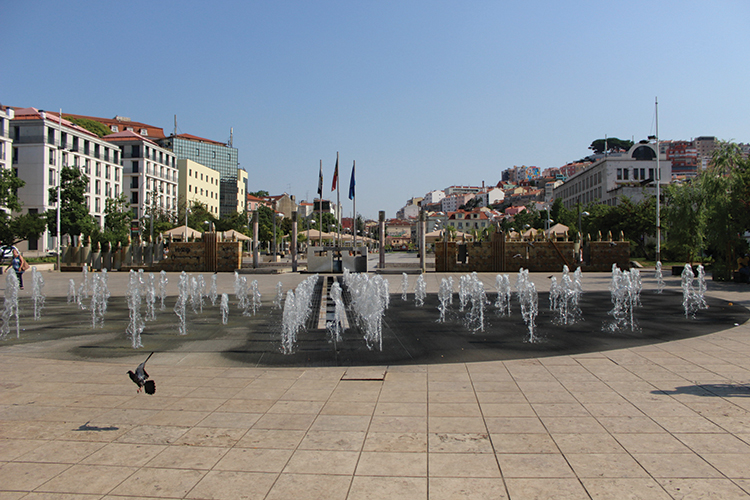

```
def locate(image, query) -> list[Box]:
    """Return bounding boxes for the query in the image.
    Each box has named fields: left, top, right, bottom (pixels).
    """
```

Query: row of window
left=130, top=160, right=178, bottom=181
left=188, top=184, right=217, bottom=199
left=45, top=128, right=119, bottom=163
left=188, top=168, right=218, bottom=185
left=616, top=167, right=655, bottom=181
left=130, top=192, right=177, bottom=212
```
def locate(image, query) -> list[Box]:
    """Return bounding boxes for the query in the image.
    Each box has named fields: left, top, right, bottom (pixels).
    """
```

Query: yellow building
left=237, top=168, right=247, bottom=215
left=177, top=159, right=220, bottom=216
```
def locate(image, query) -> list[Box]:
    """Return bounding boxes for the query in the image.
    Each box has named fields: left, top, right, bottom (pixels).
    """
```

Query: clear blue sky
left=3, top=1, right=748, bottom=219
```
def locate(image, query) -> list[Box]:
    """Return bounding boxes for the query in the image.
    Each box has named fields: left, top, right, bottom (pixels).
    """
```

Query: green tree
left=102, top=193, right=133, bottom=247
left=663, top=180, right=704, bottom=263
left=0, top=168, right=44, bottom=247
left=248, top=190, right=269, bottom=198
left=64, top=117, right=112, bottom=138
left=215, top=211, right=249, bottom=233
left=45, top=165, right=97, bottom=244
left=589, top=138, right=634, bottom=155
left=697, top=141, right=750, bottom=279
left=308, top=211, right=340, bottom=233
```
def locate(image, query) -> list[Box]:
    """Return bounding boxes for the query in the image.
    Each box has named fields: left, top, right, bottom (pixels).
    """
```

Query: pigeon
left=128, top=352, right=156, bottom=394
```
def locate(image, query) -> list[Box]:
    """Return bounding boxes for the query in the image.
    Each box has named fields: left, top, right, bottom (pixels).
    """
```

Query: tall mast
left=655, top=97, right=661, bottom=263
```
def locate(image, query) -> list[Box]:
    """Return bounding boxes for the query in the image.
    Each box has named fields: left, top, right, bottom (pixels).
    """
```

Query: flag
left=317, top=162, right=323, bottom=196
left=331, top=155, right=339, bottom=191
left=348, top=161, right=356, bottom=200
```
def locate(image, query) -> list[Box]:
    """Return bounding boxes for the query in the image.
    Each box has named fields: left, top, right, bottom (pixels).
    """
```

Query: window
left=140, top=128, right=148, bottom=136
left=96, top=162, right=101, bottom=177
left=47, top=127, right=55, bottom=145
left=95, top=198, right=100, bottom=212
left=95, top=180, right=101, bottom=195
left=196, top=148, right=200, bottom=156
left=105, top=165, right=111, bottom=179
left=85, top=159, right=91, bottom=174
left=12, top=147, right=18, bottom=164
left=49, top=148, right=55, bottom=165
left=640, top=168, right=645, bottom=180
left=132, top=161, right=139, bottom=173
left=616, top=168, right=622, bottom=180
left=131, top=192, right=138, bottom=204
left=106, top=182, right=111, bottom=197
left=48, top=169, right=55, bottom=185
left=131, top=145, right=140, bottom=158
left=188, top=185, right=192, bottom=193
left=623, top=169, right=629, bottom=180
left=111, top=125, right=119, bottom=132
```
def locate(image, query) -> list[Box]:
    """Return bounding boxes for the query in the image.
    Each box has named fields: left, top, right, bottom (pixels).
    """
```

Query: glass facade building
left=158, top=134, right=239, bottom=218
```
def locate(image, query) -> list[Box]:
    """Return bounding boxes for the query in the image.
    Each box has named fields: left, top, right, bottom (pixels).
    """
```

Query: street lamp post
left=56, top=109, right=64, bottom=271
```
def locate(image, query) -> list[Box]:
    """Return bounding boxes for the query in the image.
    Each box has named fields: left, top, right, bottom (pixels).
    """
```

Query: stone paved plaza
left=1, top=270, right=750, bottom=499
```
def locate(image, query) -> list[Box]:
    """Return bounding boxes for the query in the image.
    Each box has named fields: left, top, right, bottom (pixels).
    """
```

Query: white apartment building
left=11, top=108, right=123, bottom=253
left=423, top=190, right=445, bottom=205
left=177, top=159, right=220, bottom=216
left=553, top=143, right=671, bottom=210
left=103, top=131, right=178, bottom=222
left=0, top=106, right=14, bottom=172
left=475, top=187, right=505, bottom=207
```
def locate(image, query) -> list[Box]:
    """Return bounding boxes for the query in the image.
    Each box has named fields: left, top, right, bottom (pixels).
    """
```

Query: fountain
left=31, top=266, right=45, bottom=320
left=655, top=261, right=665, bottom=294
left=327, top=281, right=346, bottom=343
left=249, top=280, right=261, bottom=316
left=145, top=273, right=157, bottom=322
left=1, top=271, right=20, bottom=339
left=159, top=270, right=168, bottom=310
left=550, top=266, right=583, bottom=326
left=190, top=276, right=204, bottom=314
left=344, top=272, right=389, bottom=351
left=209, top=274, right=218, bottom=306
left=235, top=275, right=248, bottom=313
left=515, top=269, right=539, bottom=342
left=174, top=271, right=189, bottom=335
left=401, top=273, right=409, bottom=301
left=437, top=277, right=452, bottom=323
left=100, top=269, right=111, bottom=316
left=464, top=273, right=487, bottom=333
left=415, top=275, right=426, bottom=307
left=67, top=279, right=76, bottom=304
left=2, top=263, right=746, bottom=368
left=280, top=274, right=319, bottom=354
left=90, top=273, right=105, bottom=329
left=605, top=264, right=640, bottom=332
left=681, top=264, right=708, bottom=318
left=495, top=274, right=512, bottom=316
left=458, top=275, right=469, bottom=312
left=125, top=270, right=145, bottom=349
left=273, top=282, right=283, bottom=309
left=220, top=293, right=229, bottom=324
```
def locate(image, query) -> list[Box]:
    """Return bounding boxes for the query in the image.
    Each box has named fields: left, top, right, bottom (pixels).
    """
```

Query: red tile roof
left=12, top=108, right=100, bottom=139
left=102, top=130, right=160, bottom=146
left=61, top=113, right=166, bottom=138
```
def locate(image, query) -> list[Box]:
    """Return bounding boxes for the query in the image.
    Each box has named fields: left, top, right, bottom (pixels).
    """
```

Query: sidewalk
left=1, top=271, right=750, bottom=499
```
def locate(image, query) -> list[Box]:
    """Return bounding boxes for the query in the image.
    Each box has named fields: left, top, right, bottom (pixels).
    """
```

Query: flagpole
left=336, top=152, right=341, bottom=250
left=318, top=160, right=322, bottom=247
left=352, top=160, right=357, bottom=250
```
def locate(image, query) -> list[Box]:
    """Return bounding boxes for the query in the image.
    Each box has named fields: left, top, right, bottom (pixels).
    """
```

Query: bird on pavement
left=128, top=352, right=156, bottom=394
